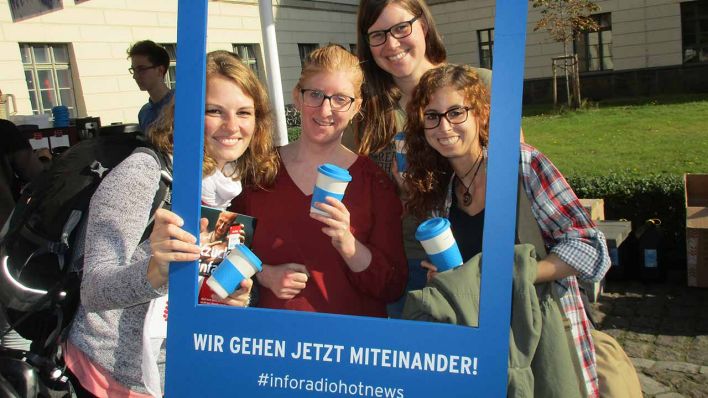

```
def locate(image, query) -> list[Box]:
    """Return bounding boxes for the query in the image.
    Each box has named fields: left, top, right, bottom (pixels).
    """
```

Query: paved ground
left=589, top=279, right=708, bottom=398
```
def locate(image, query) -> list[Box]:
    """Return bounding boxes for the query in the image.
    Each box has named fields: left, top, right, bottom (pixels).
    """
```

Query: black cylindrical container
left=636, top=219, right=664, bottom=282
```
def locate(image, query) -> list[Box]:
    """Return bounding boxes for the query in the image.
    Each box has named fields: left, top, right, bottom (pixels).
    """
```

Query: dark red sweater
left=231, top=156, right=407, bottom=317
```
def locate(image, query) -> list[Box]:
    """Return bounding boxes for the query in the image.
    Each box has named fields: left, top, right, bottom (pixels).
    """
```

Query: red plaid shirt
left=442, top=144, right=610, bottom=397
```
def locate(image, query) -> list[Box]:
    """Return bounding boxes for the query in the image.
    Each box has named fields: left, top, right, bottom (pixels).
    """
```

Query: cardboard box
left=597, top=220, right=633, bottom=271
left=582, top=220, right=633, bottom=301
left=579, top=198, right=605, bottom=221
left=685, top=174, right=708, bottom=288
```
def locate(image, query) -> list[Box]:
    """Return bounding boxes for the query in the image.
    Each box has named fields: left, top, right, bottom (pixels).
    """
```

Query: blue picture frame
left=165, top=0, right=528, bottom=396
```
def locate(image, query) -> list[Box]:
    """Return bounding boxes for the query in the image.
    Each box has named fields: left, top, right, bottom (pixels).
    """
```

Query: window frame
left=19, top=43, right=78, bottom=116
left=297, top=43, right=319, bottom=67
left=477, top=28, right=494, bottom=69
left=680, top=1, right=708, bottom=64
left=574, top=12, right=613, bottom=73
left=160, top=43, right=177, bottom=89
left=233, top=43, right=262, bottom=79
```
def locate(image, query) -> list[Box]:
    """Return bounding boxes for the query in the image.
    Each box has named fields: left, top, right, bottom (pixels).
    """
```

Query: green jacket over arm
left=402, top=244, right=583, bottom=398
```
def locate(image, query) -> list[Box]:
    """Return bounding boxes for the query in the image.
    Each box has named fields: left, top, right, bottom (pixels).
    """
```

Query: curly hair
left=149, top=50, right=278, bottom=189
left=403, top=64, right=490, bottom=219
left=356, top=0, right=446, bottom=155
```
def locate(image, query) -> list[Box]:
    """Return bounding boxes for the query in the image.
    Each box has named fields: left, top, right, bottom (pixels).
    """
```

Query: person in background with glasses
left=230, top=44, right=407, bottom=317
left=402, top=64, right=610, bottom=398
left=127, top=40, right=174, bottom=136
left=352, top=0, right=493, bottom=319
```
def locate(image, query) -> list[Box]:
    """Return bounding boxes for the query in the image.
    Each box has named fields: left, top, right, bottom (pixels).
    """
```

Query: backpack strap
left=132, top=147, right=173, bottom=243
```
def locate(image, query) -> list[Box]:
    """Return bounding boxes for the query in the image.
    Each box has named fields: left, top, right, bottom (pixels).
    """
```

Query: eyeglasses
left=300, top=89, right=356, bottom=112
left=423, top=106, right=471, bottom=129
left=128, top=65, right=159, bottom=75
left=366, top=15, right=421, bottom=47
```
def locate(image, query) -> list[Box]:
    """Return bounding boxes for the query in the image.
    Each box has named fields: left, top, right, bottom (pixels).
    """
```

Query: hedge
left=566, top=173, right=686, bottom=269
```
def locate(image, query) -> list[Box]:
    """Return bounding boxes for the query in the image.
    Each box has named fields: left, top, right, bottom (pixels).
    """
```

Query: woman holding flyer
left=402, top=64, right=610, bottom=397
left=231, top=45, right=407, bottom=317
left=64, top=51, right=277, bottom=397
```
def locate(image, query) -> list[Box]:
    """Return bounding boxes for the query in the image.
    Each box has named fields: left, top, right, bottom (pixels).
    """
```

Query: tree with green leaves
left=532, top=0, right=599, bottom=107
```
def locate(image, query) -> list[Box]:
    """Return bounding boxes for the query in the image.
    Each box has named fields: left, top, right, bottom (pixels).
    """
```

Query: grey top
left=68, top=152, right=166, bottom=394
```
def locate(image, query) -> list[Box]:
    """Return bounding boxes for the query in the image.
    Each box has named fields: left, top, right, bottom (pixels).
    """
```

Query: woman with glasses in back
left=231, top=44, right=407, bottom=317
left=353, top=0, right=491, bottom=317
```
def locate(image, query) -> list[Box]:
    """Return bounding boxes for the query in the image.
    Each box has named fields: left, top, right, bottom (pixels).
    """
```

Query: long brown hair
left=403, top=64, right=490, bottom=219
left=356, top=0, right=446, bottom=155
left=149, top=50, right=278, bottom=189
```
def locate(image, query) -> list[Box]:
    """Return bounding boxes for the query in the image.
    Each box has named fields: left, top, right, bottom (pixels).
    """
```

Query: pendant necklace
left=456, top=152, right=485, bottom=207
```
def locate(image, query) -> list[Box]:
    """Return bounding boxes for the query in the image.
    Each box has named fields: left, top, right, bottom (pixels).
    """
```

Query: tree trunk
left=563, top=40, right=571, bottom=107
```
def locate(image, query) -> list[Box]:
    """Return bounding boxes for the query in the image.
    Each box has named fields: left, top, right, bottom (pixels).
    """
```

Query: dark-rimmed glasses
left=129, top=65, right=159, bottom=75
left=300, top=89, right=356, bottom=112
left=423, top=106, right=471, bottom=129
left=366, top=15, right=421, bottom=47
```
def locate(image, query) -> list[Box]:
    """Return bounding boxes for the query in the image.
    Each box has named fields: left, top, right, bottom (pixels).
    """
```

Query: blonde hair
left=292, top=44, right=364, bottom=103
left=149, top=50, right=278, bottom=189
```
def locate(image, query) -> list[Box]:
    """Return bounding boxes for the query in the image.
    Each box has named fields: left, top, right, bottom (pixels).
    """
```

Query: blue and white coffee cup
left=310, top=163, right=352, bottom=217
left=415, top=217, right=463, bottom=272
left=206, top=245, right=262, bottom=299
left=394, top=132, right=407, bottom=173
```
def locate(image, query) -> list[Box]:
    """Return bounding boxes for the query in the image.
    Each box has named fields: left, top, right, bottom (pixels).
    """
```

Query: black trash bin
left=635, top=219, right=665, bottom=282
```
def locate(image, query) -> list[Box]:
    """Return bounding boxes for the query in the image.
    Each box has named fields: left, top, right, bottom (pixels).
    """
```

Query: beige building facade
left=429, top=0, right=707, bottom=102
left=0, top=0, right=358, bottom=124
left=1, top=0, right=706, bottom=124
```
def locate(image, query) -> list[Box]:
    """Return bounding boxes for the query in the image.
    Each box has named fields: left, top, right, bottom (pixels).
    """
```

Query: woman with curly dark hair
left=403, top=64, right=610, bottom=398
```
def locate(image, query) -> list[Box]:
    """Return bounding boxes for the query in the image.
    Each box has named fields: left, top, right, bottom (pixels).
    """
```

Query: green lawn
left=521, top=96, right=708, bottom=178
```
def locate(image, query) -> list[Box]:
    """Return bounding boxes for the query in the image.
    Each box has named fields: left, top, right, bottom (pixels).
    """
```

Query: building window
left=681, top=1, right=708, bottom=63
left=574, top=13, right=613, bottom=72
left=233, top=44, right=261, bottom=77
left=298, top=43, right=319, bottom=67
left=161, top=43, right=177, bottom=89
left=19, top=43, right=78, bottom=116
left=477, top=28, right=494, bottom=69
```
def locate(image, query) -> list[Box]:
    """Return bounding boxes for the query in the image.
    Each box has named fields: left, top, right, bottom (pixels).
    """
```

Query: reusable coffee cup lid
left=231, top=245, right=263, bottom=272
left=415, top=217, right=451, bottom=242
left=317, top=163, right=352, bottom=182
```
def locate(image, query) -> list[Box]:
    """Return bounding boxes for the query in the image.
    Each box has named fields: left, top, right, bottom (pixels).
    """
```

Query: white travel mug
left=415, top=217, right=464, bottom=272
left=310, top=163, right=352, bottom=216
left=206, top=245, right=262, bottom=299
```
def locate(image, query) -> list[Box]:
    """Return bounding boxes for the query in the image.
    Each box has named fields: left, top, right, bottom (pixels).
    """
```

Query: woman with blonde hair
left=231, top=44, right=407, bottom=317
left=64, top=50, right=277, bottom=397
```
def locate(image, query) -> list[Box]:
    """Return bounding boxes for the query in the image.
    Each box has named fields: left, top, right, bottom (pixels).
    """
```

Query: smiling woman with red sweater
left=231, top=45, right=407, bottom=317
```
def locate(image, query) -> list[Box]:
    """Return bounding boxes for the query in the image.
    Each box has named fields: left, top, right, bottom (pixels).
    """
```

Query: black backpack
left=0, top=134, right=172, bottom=357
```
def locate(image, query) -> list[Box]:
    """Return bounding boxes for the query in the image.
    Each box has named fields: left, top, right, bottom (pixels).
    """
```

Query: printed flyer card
left=197, top=206, right=256, bottom=304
